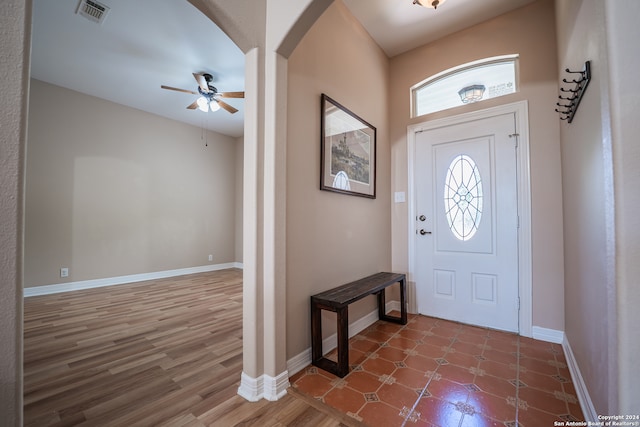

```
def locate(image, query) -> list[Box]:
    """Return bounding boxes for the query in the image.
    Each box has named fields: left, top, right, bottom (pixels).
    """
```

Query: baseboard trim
left=237, top=370, right=289, bottom=402
left=24, top=262, right=244, bottom=297
left=237, top=372, right=263, bottom=402
left=287, top=349, right=312, bottom=378
left=562, top=334, right=598, bottom=422
left=263, top=370, right=290, bottom=401
left=531, top=326, right=564, bottom=344
left=287, top=300, right=401, bottom=376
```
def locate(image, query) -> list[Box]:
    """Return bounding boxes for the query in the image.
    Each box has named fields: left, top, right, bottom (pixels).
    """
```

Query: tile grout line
left=555, top=341, right=573, bottom=421
left=364, top=322, right=413, bottom=418
left=359, top=320, right=418, bottom=424
left=360, top=326, right=402, bottom=418
left=321, top=319, right=419, bottom=422
left=401, top=318, right=460, bottom=427
left=296, top=317, right=584, bottom=425
left=458, top=329, right=486, bottom=427
left=554, top=345, right=572, bottom=417
left=399, top=318, right=439, bottom=427
left=293, top=322, right=399, bottom=422
left=453, top=326, right=469, bottom=427
left=472, top=329, right=498, bottom=426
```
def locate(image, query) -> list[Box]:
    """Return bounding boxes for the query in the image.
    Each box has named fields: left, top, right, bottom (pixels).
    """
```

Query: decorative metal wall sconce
left=556, top=61, right=591, bottom=123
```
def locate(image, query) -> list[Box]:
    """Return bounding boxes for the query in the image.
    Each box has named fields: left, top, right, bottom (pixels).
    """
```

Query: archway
left=187, top=0, right=334, bottom=401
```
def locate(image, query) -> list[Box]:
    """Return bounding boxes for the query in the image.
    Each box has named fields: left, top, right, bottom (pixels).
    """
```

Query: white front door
left=414, top=113, right=519, bottom=332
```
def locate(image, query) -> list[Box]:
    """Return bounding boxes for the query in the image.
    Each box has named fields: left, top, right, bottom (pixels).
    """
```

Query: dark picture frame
left=320, top=94, right=376, bottom=198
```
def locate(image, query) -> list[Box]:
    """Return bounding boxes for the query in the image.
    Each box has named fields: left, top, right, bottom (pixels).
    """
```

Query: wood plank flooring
left=23, top=269, right=352, bottom=426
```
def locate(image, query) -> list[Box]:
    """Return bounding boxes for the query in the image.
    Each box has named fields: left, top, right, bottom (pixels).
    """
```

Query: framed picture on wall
left=320, top=94, right=376, bottom=198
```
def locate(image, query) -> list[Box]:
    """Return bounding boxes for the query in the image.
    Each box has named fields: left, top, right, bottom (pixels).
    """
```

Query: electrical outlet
left=60, top=267, right=69, bottom=278
left=208, top=254, right=213, bottom=262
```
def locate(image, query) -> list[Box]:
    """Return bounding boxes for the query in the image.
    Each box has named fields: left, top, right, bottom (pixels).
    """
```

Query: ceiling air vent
left=76, top=0, right=110, bottom=24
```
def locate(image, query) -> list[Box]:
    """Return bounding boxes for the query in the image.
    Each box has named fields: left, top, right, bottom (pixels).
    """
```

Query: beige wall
left=286, top=1, right=391, bottom=358
left=25, top=79, right=240, bottom=288
left=389, top=0, right=565, bottom=331
left=556, top=0, right=640, bottom=415
left=555, top=0, right=614, bottom=414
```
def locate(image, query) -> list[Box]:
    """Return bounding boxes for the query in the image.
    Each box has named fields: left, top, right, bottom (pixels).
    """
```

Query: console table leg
left=377, top=289, right=386, bottom=319
left=311, top=299, right=322, bottom=363
left=337, top=306, right=349, bottom=377
left=400, top=277, right=407, bottom=324
left=377, top=280, right=408, bottom=325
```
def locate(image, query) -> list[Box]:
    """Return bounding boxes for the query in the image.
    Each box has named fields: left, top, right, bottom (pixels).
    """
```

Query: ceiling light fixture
left=197, top=96, right=209, bottom=112
left=209, top=100, right=220, bottom=112
left=458, top=85, right=486, bottom=104
left=196, top=95, right=221, bottom=113
left=413, top=0, right=447, bottom=10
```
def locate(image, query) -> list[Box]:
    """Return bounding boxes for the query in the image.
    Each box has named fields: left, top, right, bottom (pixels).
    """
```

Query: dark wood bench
left=310, top=272, right=407, bottom=377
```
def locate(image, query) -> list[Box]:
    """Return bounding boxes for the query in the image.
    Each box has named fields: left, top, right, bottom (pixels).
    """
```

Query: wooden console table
left=310, top=272, right=407, bottom=377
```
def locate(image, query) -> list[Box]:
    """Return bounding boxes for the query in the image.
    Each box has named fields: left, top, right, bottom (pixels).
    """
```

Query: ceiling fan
left=161, top=73, right=244, bottom=114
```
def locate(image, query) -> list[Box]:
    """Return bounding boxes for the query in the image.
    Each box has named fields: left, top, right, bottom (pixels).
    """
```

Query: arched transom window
left=412, top=54, right=519, bottom=117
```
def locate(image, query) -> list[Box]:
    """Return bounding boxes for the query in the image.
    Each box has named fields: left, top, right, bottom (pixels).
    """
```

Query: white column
left=234, top=0, right=331, bottom=402
left=0, top=0, right=30, bottom=424
left=262, top=49, right=289, bottom=400
left=237, top=47, right=265, bottom=401
left=238, top=45, right=290, bottom=402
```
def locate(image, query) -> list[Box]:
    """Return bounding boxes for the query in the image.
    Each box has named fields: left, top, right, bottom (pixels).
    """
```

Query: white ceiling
left=31, top=0, right=246, bottom=137
left=343, top=0, right=537, bottom=57
left=30, top=0, right=536, bottom=138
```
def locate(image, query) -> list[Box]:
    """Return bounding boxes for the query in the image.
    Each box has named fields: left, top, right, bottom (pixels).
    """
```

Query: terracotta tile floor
left=290, top=314, right=585, bottom=427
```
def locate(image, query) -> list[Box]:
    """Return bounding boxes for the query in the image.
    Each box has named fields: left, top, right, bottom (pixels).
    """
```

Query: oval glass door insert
left=444, top=154, right=483, bottom=240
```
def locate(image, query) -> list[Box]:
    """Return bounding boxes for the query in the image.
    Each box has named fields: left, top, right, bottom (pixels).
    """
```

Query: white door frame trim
left=407, top=101, right=532, bottom=337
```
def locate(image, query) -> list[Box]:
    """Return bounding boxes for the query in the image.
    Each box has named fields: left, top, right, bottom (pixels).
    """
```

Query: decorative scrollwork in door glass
left=444, top=154, right=483, bottom=241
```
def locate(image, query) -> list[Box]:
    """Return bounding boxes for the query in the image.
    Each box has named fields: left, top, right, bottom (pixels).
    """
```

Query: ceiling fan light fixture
left=209, top=100, right=221, bottom=112
left=413, top=0, right=446, bottom=10
left=161, top=72, right=244, bottom=114
left=197, top=96, right=210, bottom=112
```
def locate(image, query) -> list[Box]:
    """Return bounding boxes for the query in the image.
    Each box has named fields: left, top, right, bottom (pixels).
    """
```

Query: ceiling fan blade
left=193, top=73, right=209, bottom=92
left=218, top=91, right=245, bottom=99
left=186, top=100, right=198, bottom=110
left=217, top=99, right=238, bottom=114
left=161, top=85, right=198, bottom=95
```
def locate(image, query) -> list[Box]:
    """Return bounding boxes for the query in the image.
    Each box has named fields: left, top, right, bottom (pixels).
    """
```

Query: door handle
left=419, top=229, right=432, bottom=235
